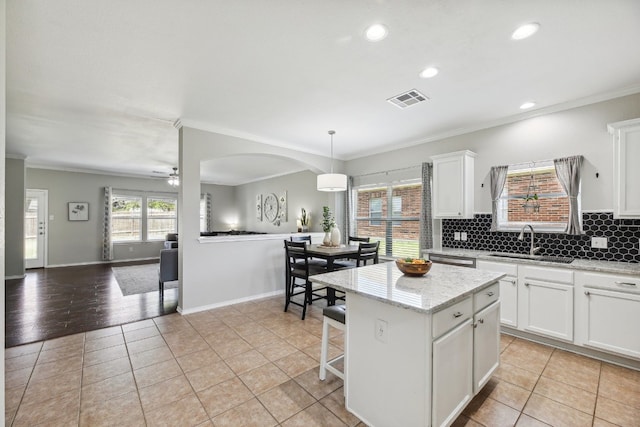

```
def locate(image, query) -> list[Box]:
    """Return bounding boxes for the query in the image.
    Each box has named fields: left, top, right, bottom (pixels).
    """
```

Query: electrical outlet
left=461, top=232, right=468, bottom=241
left=591, top=237, right=608, bottom=249
left=454, top=232, right=461, bottom=241
left=129, top=246, right=134, bottom=252
left=375, top=319, right=388, bottom=343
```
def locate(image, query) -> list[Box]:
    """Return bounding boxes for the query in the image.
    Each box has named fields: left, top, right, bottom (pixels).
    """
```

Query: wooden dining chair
left=348, top=236, right=370, bottom=244
left=356, top=241, right=380, bottom=266
left=284, top=240, right=328, bottom=320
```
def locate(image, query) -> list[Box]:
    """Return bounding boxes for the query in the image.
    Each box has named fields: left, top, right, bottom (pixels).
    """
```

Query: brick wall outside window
left=502, top=169, right=569, bottom=224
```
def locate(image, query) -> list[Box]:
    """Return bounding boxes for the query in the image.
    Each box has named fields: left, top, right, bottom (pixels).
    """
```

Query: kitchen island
left=311, top=262, right=505, bottom=427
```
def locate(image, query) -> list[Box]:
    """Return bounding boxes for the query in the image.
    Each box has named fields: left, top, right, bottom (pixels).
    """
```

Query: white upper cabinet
left=608, top=118, right=640, bottom=218
left=432, top=150, right=476, bottom=219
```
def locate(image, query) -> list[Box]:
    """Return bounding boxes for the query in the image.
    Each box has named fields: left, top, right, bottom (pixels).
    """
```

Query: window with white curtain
left=497, top=161, right=572, bottom=232
left=354, top=180, right=422, bottom=259
left=111, top=191, right=177, bottom=242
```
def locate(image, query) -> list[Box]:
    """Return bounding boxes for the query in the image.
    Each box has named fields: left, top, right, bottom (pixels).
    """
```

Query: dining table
left=303, top=243, right=360, bottom=305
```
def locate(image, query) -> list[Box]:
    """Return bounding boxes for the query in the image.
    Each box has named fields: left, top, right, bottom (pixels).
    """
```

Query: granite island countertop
left=310, top=261, right=504, bottom=314
left=425, top=248, right=640, bottom=276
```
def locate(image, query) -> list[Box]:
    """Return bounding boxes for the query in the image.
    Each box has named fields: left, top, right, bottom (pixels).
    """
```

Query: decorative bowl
left=395, top=259, right=433, bottom=276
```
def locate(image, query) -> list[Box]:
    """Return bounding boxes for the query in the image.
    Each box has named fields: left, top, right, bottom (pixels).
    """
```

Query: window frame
left=111, top=190, right=178, bottom=243
left=354, top=179, right=422, bottom=259
left=496, top=161, right=573, bottom=232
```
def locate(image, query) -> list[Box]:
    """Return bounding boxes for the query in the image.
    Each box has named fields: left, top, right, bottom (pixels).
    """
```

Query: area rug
left=112, top=263, right=178, bottom=296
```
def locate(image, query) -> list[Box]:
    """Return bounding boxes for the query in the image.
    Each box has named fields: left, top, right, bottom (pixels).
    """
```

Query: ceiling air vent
left=387, top=89, right=429, bottom=109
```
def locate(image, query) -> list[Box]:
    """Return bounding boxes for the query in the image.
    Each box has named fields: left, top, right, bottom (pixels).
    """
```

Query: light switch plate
left=454, top=232, right=461, bottom=241
left=461, top=232, right=468, bottom=241
left=591, top=237, right=608, bottom=249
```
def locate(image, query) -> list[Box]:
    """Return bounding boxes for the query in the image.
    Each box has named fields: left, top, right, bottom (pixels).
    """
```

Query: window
left=355, top=181, right=421, bottom=258
left=497, top=161, right=570, bottom=231
left=112, top=195, right=142, bottom=242
left=111, top=192, right=177, bottom=242
left=200, top=198, right=207, bottom=233
left=147, top=197, right=177, bottom=240
left=369, top=198, right=382, bottom=226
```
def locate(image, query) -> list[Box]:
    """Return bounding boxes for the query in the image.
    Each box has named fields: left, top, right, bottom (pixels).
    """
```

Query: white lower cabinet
left=432, top=289, right=500, bottom=427
left=476, top=261, right=518, bottom=327
left=432, top=318, right=473, bottom=427
left=576, top=272, right=640, bottom=359
left=520, top=266, right=574, bottom=341
left=473, top=301, right=500, bottom=393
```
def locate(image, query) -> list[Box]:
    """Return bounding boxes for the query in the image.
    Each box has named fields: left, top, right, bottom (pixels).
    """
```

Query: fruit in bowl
left=395, top=258, right=433, bottom=276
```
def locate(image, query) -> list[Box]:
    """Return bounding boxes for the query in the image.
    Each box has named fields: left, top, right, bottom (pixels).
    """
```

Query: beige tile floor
left=4, top=296, right=640, bottom=426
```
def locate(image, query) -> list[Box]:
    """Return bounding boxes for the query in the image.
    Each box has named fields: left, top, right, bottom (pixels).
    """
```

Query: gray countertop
left=425, top=248, right=640, bottom=276
left=310, top=262, right=504, bottom=314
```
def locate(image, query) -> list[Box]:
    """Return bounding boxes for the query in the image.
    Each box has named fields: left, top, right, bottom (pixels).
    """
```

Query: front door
left=25, top=189, right=48, bottom=269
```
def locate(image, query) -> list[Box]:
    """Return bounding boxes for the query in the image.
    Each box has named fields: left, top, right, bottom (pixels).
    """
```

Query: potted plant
left=321, top=206, right=335, bottom=245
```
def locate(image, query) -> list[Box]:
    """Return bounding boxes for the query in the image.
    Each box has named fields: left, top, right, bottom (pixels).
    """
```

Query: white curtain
left=490, top=165, right=509, bottom=231
left=419, top=163, right=433, bottom=251
left=554, top=155, right=584, bottom=235
left=102, top=186, right=113, bottom=261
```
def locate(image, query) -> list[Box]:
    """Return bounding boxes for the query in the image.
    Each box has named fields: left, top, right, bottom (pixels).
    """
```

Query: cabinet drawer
left=522, top=265, right=573, bottom=284
left=476, top=260, right=518, bottom=276
left=582, top=272, right=639, bottom=293
left=433, top=297, right=473, bottom=338
left=474, top=283, right=500, bottom=311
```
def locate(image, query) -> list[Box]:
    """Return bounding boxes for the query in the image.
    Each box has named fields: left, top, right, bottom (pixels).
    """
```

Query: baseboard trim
left=46, top=257, right=159, bottom=268
left=5, top=274, right=27, bottom=280
left=177, top=290, right=284, bottom=315
left=501, top=327, right=640, bottom=371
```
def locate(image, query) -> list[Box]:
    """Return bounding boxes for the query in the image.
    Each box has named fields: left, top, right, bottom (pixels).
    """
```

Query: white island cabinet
left=310, top=262, right=504, bottom=427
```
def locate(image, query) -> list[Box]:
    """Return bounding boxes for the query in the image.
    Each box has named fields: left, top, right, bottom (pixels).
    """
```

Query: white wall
left=26, top=168, right=181, bottom=266
left=5, top=158, right=25, bottom=277
left=347, top=93, right=640, bottom=213
left=1, top=0, right=7, bottom=414
left=178, top=127, right=340, bottom=312
left=236, top=170, right=331, bottom=233
left=200, top=182, right=237, bottom=230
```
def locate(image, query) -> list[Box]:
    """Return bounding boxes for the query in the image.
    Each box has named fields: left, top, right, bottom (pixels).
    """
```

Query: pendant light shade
left=167, top=167, right=180, bottom=187
left=317, top=130, right=347, bottom=192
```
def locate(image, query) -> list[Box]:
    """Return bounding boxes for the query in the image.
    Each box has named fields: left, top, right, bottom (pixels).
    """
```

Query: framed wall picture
left=68, top=202, right=89, bottom=221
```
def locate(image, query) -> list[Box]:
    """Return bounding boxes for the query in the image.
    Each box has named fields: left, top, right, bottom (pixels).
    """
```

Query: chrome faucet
left=518, top=224, right=541, bottom=255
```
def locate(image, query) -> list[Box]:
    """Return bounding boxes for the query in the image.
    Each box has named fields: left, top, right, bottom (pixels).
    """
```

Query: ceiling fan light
left=167, top=167, right=180, bottom=186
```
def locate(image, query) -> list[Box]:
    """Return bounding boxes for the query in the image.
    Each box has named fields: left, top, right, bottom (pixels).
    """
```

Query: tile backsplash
left=442, top=212, right=640, bottom=263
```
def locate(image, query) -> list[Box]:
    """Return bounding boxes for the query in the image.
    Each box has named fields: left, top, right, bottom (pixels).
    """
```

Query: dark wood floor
left=4, top=261, right=178, bottom=348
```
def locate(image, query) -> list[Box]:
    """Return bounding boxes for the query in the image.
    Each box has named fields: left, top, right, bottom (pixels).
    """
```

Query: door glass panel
left=25, top=197, right=38, bottom=260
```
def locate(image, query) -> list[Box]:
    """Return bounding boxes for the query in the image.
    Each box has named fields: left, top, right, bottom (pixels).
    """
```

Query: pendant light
left=317, top=130, right=347, bottom=192
left=167, top=167, right=180, bottom=187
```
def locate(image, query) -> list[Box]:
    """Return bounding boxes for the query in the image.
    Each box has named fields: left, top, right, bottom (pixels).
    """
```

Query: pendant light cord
left=328, top=130, right=335, bottom=173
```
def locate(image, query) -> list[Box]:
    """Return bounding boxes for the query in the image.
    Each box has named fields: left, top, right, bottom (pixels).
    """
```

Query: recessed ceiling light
left=520, top=101, right=536, bottom=110
left=512, top=22, right=540, bottom=40
left=419, top=67, right=439, bottom=79
left=365, top=24, right=388, bottom=42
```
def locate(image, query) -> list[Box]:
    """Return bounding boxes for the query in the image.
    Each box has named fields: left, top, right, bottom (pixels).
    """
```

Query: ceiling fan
left=150, top=167, right=180, bottom=186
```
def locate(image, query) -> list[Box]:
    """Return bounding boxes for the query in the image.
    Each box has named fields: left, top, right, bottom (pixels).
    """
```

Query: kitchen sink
left=487, top=253, right=574, bottom=264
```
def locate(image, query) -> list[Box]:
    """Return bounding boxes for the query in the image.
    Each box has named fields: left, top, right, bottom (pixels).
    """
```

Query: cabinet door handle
left=584, top=291, right=590, bottom=296
left=453, top=312, right=463, bottom=318
left=615, top=281, right=637, bottom=287
left=509, top=280, right=516, bottom=285
left=486, top=291, right=495, bottom=297
left=524, top=282, right=530, bottom=287
left=478, top=318, right=484, bottom=324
